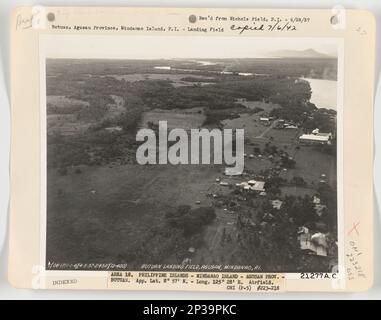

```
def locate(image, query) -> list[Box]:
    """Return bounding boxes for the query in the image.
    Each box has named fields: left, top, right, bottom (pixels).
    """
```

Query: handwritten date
left=231, top=21, right=297, bottom=34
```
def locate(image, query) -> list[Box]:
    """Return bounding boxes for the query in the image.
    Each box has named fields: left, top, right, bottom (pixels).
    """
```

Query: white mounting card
left=8, top=7, right=375, bottom=292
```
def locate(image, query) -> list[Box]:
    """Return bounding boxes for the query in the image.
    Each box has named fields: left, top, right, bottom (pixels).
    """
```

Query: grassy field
left=222, top=113, right=270, bottom=138
left=286, top=146, right=336, bottom=187
left=47, top=95, right=90, bottom=108
left=140, top=108, right=206, bottom=130
left=46, top=163, right=224, bottom=267
left=46, top=157, right=272, bottom=268
left=239, top=100, right=279, bottom=113
left=47, top=114, right=92, bottom=136
left=47, top=94, right=125, bottom=136
left=263, top=127, right=301, bottom=144
left=103, top=73, right=215, bottom=87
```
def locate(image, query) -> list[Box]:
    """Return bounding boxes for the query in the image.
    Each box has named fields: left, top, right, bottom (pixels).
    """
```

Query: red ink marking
left=348, top=222, right=360, bottom=236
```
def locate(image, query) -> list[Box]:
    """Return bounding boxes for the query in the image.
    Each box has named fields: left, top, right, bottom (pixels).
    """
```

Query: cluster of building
left=235, top=180, right=266, bottom=192
left=274, top=119, right=299, bottom=129
left=313, top=195, right=327, bottom=217
left=297, top=226, right=328, bottom=257
left=214, top=173, right=333, bottom=259
left=217, top=178, right=266, bottom=194
left=258, top=117, right=300, bottom=130
left=259, top=117, right=273, bottom=126
left=297, top=192, right=331, bottom=257
left=211, top=119, right=334, bottom=259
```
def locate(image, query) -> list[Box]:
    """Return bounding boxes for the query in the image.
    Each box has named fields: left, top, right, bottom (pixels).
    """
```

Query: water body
left=303, top=78, right=337, bottom=111
left=153, top=66, right=337, bottom=110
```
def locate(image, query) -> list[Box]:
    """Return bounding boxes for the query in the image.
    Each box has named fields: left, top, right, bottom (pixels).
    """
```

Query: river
left=152, top=65, right=337, bottom=110
left=303, top=78, right=337, bottom=111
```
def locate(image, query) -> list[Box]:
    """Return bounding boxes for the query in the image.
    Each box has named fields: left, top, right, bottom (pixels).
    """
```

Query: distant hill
left=269, top=49, right=333, bottom=59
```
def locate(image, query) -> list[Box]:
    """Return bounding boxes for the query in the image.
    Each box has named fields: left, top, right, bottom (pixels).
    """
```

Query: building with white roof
left=236, top=180, right=265, bottom=192
left=297, top=227, right=328, bottom=257
left=299, top=134, right=330, bottom=145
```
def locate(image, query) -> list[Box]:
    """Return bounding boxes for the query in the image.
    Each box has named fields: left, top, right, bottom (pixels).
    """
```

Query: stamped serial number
left=300, top=272, right=338, bottom=280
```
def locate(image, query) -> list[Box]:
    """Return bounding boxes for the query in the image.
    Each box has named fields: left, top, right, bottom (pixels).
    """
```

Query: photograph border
left=38, top=34, right=345, bottom=286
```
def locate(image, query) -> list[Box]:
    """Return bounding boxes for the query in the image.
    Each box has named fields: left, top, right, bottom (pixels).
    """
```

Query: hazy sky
left=41, top=35, right=339, bottom=59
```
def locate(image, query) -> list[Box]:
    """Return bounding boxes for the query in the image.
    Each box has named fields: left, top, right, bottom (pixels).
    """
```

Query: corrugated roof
left=299, top=134, right=329, bottom=142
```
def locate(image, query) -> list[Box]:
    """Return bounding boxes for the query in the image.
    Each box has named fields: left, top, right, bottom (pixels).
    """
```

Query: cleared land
left=140, top=107, right=206, bottom=130
left=46, top=58, right=338, bottom=272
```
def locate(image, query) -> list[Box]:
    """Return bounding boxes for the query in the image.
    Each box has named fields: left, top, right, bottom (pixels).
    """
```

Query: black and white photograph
left=44, top=36, right=340, bottom=273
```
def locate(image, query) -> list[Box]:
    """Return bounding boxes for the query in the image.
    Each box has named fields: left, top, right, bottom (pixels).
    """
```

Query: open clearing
left=47, top=95, right=90, bottom=108
left=101, top=73, right=216, bottom=87
left=47, top=163, right=224, bottom=265
left=284, top=146, right=336, bottom=187
left=47, top=94, right=125, bottom=136
left=140, top=107, right=206, bottom=130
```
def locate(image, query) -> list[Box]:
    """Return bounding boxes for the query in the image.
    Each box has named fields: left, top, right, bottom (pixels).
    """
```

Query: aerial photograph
left=45, top=37, right=339, bottom=273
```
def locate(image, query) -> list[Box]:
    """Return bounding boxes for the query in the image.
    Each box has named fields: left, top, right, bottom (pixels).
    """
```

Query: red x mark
left=348, top=222, right=360, bottom=236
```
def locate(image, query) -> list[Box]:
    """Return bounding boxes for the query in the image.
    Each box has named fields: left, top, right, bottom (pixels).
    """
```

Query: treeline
left=228, top=58, right=338, bottom=81
left=303, top=109, right=336, bottom=133
left=47, top=58, right=338, bottom=81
